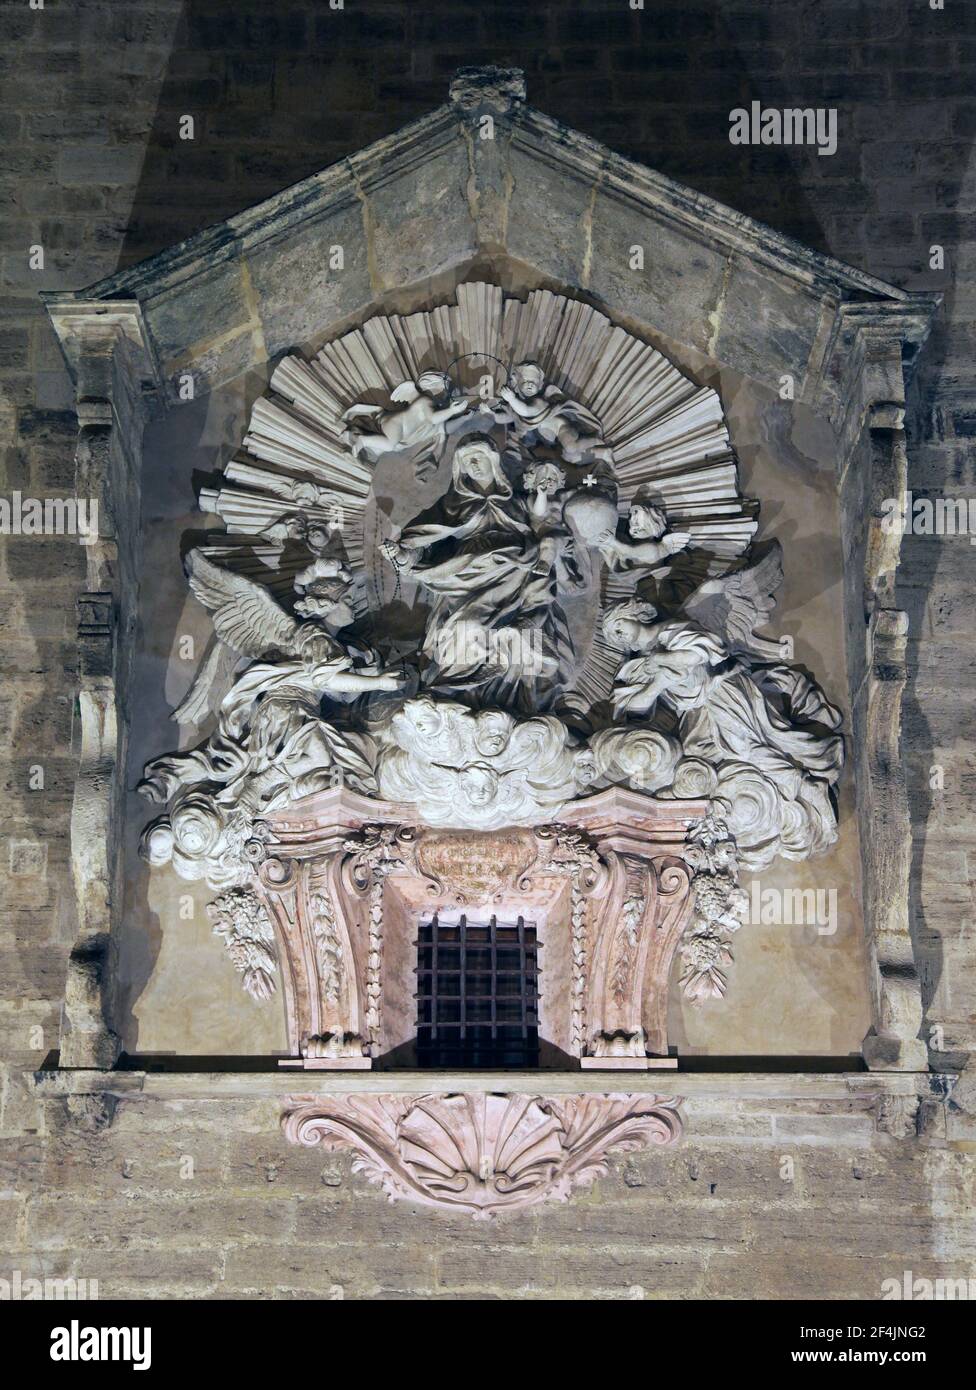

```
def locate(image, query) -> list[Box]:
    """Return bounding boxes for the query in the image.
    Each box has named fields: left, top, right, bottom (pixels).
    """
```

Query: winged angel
left=603, top=542, right=845, bottom=867
left=138, top=551, right=401, bottom=886
left=341, top=370, right=471, bottom=480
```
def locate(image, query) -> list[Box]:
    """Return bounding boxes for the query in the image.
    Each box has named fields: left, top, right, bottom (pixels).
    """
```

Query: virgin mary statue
left=385, top=434, right=572, bottom=711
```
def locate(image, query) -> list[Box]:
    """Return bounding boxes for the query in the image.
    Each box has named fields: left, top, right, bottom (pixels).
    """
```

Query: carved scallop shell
left=282, top=1091, right=683, bottom=1217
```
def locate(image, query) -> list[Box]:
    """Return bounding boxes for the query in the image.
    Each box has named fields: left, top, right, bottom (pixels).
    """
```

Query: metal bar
left=459, top=913, right=467, bottom=1044
left=489, top=915, right=497, bottom=1043
left=430, top=913, right=438, bottom=1043
left=517, top=916, right=527, bottom=1042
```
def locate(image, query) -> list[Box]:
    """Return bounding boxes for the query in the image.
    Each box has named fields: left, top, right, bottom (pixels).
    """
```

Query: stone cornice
left=30, top=1067, right=943, bottom=1103
left=508, top=105, right=938, bottom=313
left=39, top=106, right=461, bottom=306
left=39, top=297, right=163, bottom=393
left=41, top=73, right=937, bottom=330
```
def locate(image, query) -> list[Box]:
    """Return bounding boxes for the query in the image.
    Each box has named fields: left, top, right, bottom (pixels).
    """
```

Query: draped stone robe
left=398, top=467, right=573, bottom=712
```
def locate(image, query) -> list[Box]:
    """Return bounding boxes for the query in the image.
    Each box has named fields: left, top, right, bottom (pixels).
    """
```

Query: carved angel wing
left=185, top=549, right=301, bottom=659
left=171, top=634, right=242, bottom=726
left=390, top=380, right=421, bottom=404
left=681, top=540, right=783, bottom=657
left=341, top=402, right=383, bottom=421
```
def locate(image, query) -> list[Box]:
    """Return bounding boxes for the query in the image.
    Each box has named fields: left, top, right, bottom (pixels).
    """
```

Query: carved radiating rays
left=195, top=282, right=755, bottom=706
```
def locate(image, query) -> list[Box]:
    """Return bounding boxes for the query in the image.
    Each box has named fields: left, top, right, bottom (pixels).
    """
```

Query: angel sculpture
left=172, top=547, right=358, bottom=729
left=562, top=486, right=692, bottom=578
left=341, top=370, right=472, bottom=480
left=495, top=360, right=614, bottom=466
left=598, top=495, right=692, bottom=573
left=519, top=460, right=587, bottom=592
left=602, top=541, right=844, bottom=788
left=138, top=550, right=401, bottom=813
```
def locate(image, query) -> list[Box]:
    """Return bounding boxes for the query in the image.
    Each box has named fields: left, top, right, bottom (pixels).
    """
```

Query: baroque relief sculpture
left=139, top=282, right=845, bottom=1070
left=341, top=370, right=471, bottom=479
left=281, top=1091, right=682, bottom=1218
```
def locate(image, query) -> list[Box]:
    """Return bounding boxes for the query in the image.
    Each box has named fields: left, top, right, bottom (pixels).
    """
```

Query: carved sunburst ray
left=197, top=282, right=755, bottom=707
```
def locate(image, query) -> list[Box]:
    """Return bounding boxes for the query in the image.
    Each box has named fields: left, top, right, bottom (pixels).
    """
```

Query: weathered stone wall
left=2, top=0, right=974, bottom=1298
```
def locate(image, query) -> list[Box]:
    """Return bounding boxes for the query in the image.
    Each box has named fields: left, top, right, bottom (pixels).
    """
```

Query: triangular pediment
left=44, top=66, right=936, bottom=416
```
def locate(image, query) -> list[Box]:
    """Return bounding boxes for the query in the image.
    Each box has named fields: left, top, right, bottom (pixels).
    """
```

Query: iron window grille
left=415, top=913, right=540, bottom=1068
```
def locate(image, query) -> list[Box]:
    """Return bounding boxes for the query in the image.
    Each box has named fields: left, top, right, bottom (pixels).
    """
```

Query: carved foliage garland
left=308, top=890, right=343, bottom=1008
left=206, top=887, right=277, bottom=1003
left=341, top=823, right=416, bottom=1056
left=680, top=813, right=749, bottom=1002
left=282, top=1092, right=683, bottom=1217
left=534, top=824, right=601, bottom=1057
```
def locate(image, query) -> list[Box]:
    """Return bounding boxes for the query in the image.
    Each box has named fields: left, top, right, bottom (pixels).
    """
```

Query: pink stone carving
left=253, top=785, right=710, bottom=1067
left=281, top=1091, right=682, bottom=1217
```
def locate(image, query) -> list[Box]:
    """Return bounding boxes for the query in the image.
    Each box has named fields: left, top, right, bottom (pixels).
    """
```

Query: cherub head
left=573, top=747, right=599, bottom=787
left=390, top=696, right=447, bottom=750
left=510, top=361, right=546, bottom=401
left=459, top=763, right=499, bottom=808
left=627, top=490, right=669, bottom=541
left=473, top=709, right=514, bottom=758
left=417, top=369, right=454, bottom=403
left=602, top=596, right=659, bottom=651
left=293, top=581, right=353, bottom=625
left=287, top=479, right=329, bottom=509
left=521, top=461, right=566, bottom=495
left=261, top=512, right=340, bottom=551
left=293, top=557, right=354, bottom=625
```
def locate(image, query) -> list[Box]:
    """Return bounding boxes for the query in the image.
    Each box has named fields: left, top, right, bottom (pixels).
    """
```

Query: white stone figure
left=602, top=596, right=840, bottom=773
left=181, top=548, right=390, bottom=694
left=172, top=544, right=355, bottom=729
left=602, top=550, right=844, bottom=868
left=596, top=494, right=692, bottom=573
left=497, top=361, right=613, bottom=465
left=519, top=460, right=589, bottom=593
left=138, top=553, right=402, bottom=885
left=383, top=435, right=570, bottom=709
left=561, top=487, right=693, bottom=594
left=341, top=370, right=471, bottom=479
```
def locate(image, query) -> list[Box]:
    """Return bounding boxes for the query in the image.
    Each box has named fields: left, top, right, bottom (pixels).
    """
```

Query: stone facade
left=2, top=0, right=975, bottom=1298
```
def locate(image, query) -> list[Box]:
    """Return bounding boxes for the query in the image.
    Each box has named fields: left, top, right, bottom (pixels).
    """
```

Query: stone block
left=145, top=256, right=255, bottom=363
left=246, top=200, right=373, bottom=356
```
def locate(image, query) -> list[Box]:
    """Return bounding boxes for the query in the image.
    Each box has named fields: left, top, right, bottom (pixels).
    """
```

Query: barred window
left=415, top=913, right=540, bottom=1068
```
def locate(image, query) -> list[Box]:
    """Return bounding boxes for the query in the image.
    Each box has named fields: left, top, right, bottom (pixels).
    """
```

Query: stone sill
left=30, top=1067, right=944, bottom=1104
